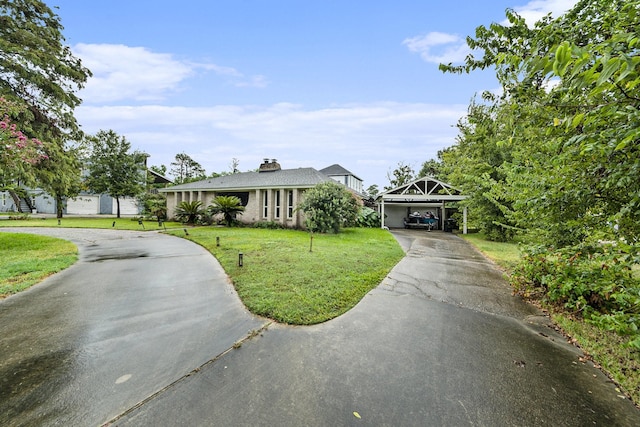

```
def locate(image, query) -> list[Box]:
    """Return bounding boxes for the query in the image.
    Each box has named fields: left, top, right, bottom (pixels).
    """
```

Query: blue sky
left=52, top=0, right=577, bottom=188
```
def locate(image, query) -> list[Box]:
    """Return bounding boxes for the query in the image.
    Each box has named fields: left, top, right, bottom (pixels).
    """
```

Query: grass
left=553, top=313, right=640, bottom=405
left=167, top=227, right=405, bottom=324
left=462, top=232, right=640, bottom=406
left=0, top=233, right=78, bottom=298
left=460, top=232, right=522, bottom=272
left=0, top=216, right=183, bottom=230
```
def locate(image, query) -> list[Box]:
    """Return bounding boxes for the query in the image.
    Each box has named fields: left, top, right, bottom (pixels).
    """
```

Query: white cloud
left=404, top=1, right=579, bottom=65
left=73, top=43, right=268, bottom=104
left=509, top=0, right=579, bottom=25
left=75, top=102, right=467, bottom=187
left=74, top=44, right=193, bottom=103
left=402, top=32, right=471, bottom=64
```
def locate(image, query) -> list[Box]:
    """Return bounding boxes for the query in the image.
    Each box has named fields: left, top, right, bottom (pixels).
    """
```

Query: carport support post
left=463, top=206, right=468, bottom=234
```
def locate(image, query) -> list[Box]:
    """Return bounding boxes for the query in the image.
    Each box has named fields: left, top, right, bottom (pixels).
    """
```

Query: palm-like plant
left=208, top=196, right=245, bottom=226
left=174, top=200, right=204, bottom=224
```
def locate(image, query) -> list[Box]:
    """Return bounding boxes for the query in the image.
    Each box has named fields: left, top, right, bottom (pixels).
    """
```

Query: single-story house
left=159, top=159, right=359, bottom=228
left=378, top=175, right=468, bottom=233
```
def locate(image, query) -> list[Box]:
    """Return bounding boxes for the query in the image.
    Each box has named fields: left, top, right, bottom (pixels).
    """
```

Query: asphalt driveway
left=2, top=228, right=639, bottom=426
left=120, top=229, right=639, bottom=426
left=0, top=228, right=267, bottom=426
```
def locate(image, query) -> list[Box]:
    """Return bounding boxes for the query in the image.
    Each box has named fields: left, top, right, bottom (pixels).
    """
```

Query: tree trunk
left=56, top=195, right=64, bottom=218
left=116, top=196, right=121, bottom=218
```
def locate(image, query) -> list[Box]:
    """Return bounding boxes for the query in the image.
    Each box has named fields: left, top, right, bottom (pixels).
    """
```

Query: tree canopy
left=170, top=152, right=206, bottom=184
left=299, top=181, right=360, bottom=233
left=0, top=0, right=90, bottom=138
left=439, top=0, right=640, bottom=345
left=85, top=130, right=146, bottom=218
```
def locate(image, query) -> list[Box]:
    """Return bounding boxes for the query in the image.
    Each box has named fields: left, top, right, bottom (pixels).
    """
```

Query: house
left=159, top=159, right=357, bottom=228
left=319, top=164, right=363, bottom=194
left=0, top=168, right=172, bottom=216
left=377, top=175, right=468, bottom=233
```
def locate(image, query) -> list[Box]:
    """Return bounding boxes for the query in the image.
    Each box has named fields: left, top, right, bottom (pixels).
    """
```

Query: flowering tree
left=0, top=98, right=48, bottom=187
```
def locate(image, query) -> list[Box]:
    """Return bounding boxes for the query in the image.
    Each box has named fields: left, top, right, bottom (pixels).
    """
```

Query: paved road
left=2, top=228, right=639, bottom=426
left=0, top=228, right=266, bottom=426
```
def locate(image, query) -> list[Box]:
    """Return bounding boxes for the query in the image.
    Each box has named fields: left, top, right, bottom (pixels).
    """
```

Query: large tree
left=170, top=152, right=206, bottom=184
left=440, top=0, right=640, bottom=344
left=384, top=161, right=415, bottom=191
left=0, top=0, right=90, bottom=138
left=85, top=130, right=146, bottom=218
left=1, top=0, right=91, bottom=217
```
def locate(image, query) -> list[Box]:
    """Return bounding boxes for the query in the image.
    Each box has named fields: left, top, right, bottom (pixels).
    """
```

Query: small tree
left=174, top=200, right=204, bottom=224
left=85, top=130, right=146, bottom=218
left=299, top=181, right=361, bottom=233
left=208, top=195, right=245, bottom=226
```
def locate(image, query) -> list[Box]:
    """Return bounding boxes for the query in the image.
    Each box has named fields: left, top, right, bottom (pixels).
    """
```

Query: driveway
left=0, top=228, right=267, bottom=426
left=2, top=228, right=639, bottom=426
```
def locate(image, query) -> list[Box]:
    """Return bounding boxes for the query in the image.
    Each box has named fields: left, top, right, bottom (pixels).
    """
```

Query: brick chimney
left=259, top=158, right=281, bottom=172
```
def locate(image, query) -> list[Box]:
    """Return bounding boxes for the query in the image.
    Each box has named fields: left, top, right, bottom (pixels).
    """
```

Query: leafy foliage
left=207, top=195, right=245, bottom=226
left=355, top=206, right=381, bottom=228
left=174, top=200, right=205, bottom=224
left=170, top=152, right=206, bottom=184
left=298, top=181, right=361, bottom=233
left=141, top=192, right=167, bottom=220
left=85, top=130, right=146, bottom=218
left=0, top=97, right=48, bottom=186
left=385, top=161, right=414, bottom=190
left=0, top=0, right=90, bottom=138
left=439, top=0, right=640, bottom=345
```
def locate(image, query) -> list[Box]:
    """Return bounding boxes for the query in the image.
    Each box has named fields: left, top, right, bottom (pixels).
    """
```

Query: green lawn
left=0, top=216, right=183, bottom=230
left=0, top=232, right=78, bottom=297
left=460, top=232, right=522, bottom=272
left=167, top=227, right=405, bottom=324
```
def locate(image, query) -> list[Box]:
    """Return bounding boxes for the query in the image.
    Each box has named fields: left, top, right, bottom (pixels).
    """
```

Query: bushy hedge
left=512, top=242, right=640, bottom=348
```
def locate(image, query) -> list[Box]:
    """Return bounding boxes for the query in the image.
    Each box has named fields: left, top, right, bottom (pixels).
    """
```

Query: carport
left=378, top=176, right=468, bottom=233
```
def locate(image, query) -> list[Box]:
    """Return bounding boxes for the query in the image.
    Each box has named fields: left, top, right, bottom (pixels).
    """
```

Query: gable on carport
left=378, top=176, right=468, bottom=233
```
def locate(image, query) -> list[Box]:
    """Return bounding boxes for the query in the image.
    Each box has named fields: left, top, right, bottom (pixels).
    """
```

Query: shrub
left=298, top=182, right=361, bottom=233
left=207, top=195, right=245, bottom=227
left=174, top=200, right=204, bottom=224
left=511, top=242, right=640, bottom=347
left=355, top=206, right=381, bottom=228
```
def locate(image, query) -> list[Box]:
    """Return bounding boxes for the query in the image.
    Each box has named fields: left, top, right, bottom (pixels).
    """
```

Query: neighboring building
left=320, top=164, right=363, bottom=194
left=159, top=159, right=358, bottom=228
left=0, top=168, right=172, bottom=215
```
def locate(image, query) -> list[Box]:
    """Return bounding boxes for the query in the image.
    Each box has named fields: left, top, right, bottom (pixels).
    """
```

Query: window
left=1, top=193, right=5, bottom=206
left=287, top=190, right=294, bottom=218
left=262, top=190, right=268, bottom=218
left=275, top=190, right=281, bottom=219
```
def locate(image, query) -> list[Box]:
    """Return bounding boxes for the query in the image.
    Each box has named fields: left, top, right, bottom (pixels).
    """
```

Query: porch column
left=380, top=200, right=386, bottom=229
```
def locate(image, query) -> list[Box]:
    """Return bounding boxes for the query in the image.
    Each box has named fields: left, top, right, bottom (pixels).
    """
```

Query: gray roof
left=320, top=164, right=362, bottom=181
left=159, top=167, right=332, bottom=192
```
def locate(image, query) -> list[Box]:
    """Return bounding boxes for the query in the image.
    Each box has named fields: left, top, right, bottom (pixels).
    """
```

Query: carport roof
left=378, top=175, right=466, bottom=203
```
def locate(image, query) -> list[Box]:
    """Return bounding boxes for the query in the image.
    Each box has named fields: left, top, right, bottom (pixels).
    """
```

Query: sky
left=50, top=0, right=578, bottom=189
